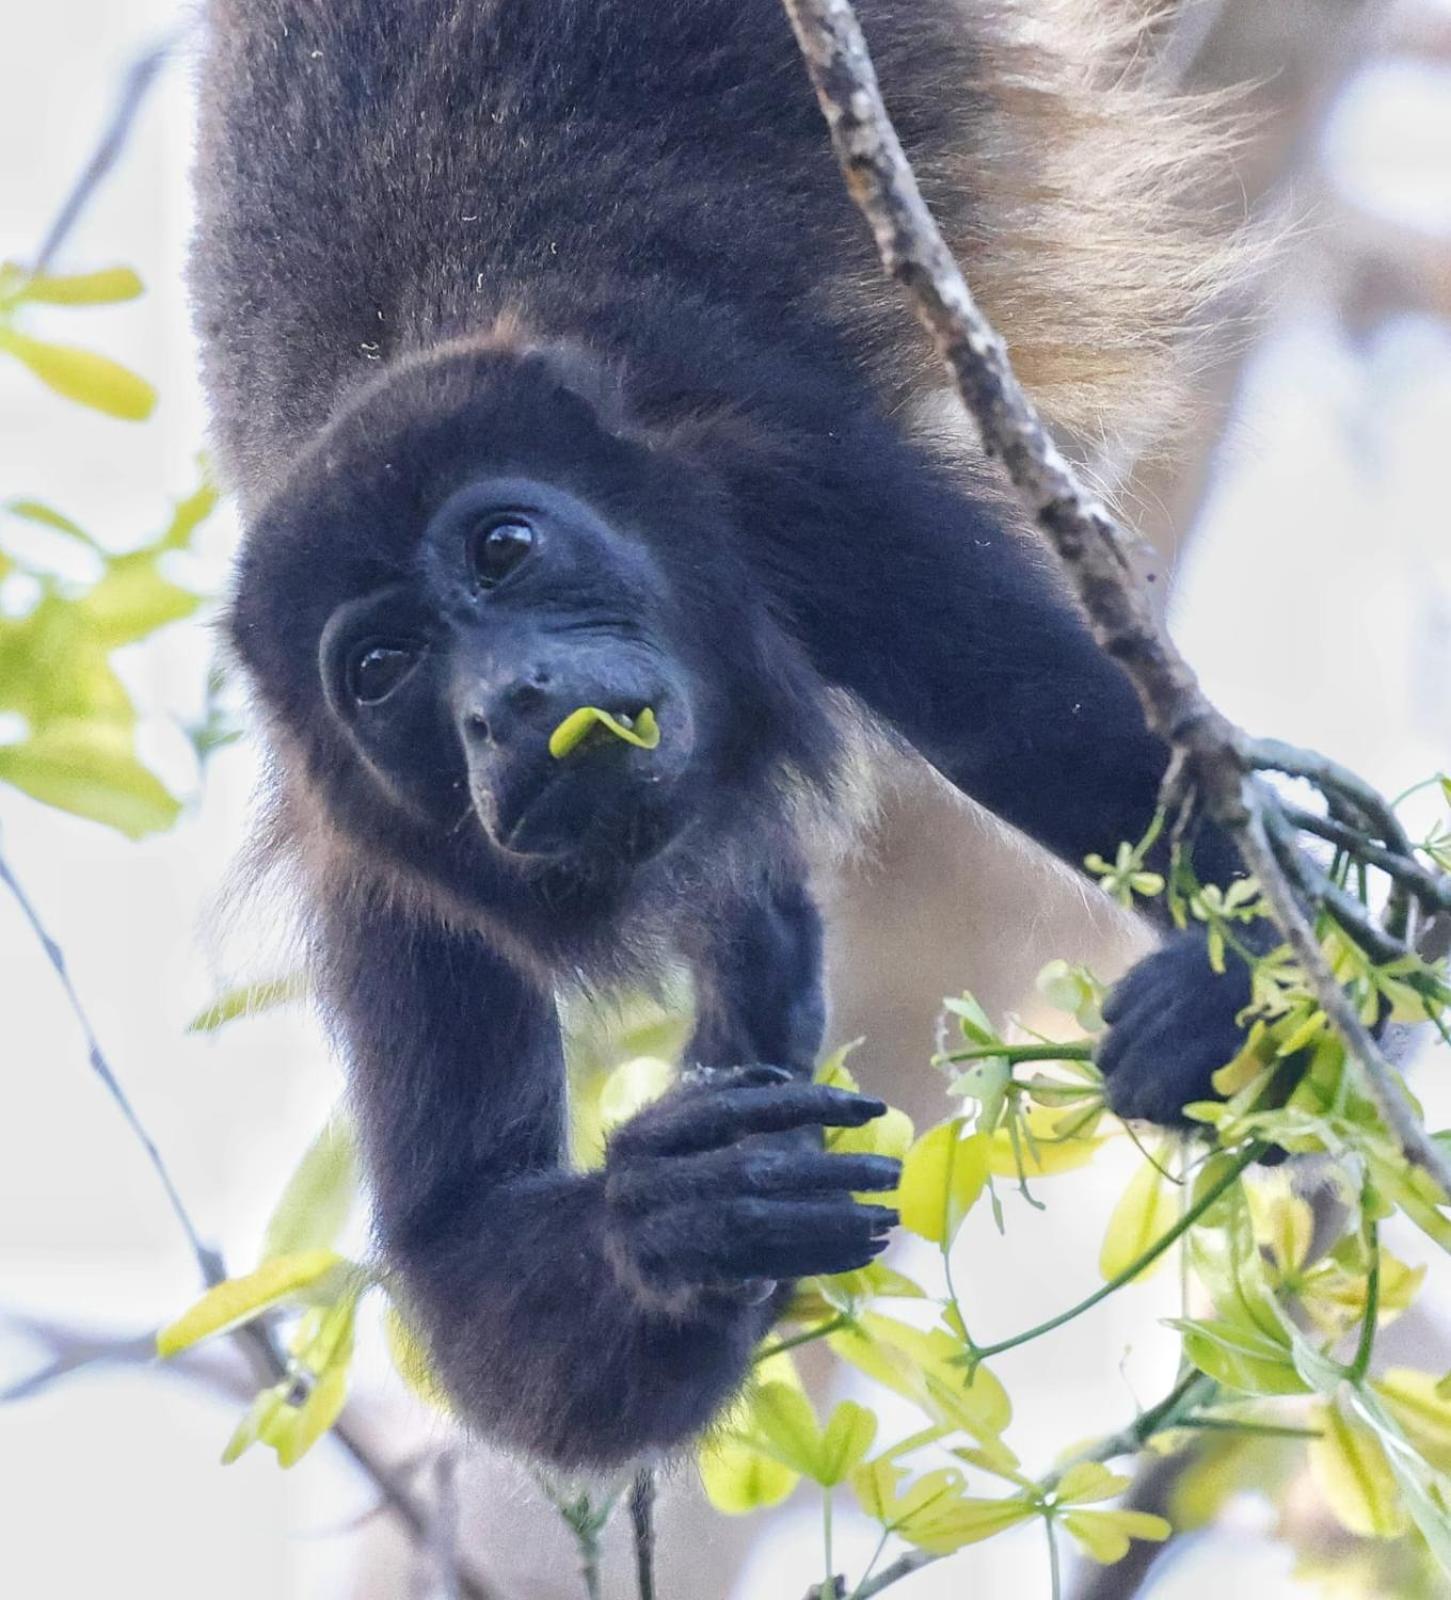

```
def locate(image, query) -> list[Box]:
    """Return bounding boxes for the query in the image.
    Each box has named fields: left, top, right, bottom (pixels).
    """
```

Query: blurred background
left=2, top=1, right=1449, bottom=1596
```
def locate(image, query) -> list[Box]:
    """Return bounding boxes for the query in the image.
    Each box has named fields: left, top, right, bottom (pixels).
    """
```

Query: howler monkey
left=194, top=0, right=1249, bottom=1467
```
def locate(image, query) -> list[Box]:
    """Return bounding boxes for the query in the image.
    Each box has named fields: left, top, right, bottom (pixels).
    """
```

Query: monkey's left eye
left=348, top=644, right=419, bottom=705
left=469, top=518, right=536, bottom=588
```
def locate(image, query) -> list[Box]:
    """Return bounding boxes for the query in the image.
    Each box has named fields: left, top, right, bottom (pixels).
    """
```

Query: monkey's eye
left=348, top=643, right=419, bottom=705
left=469, top=518, right=535, bottom=588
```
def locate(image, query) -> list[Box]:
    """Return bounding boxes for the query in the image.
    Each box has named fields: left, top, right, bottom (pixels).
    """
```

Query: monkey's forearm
left=383, top=1169, right=772, bottom=1468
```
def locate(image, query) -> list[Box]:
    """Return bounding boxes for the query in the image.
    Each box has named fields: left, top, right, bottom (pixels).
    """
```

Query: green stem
left=1046, top=1515, right=1062, bottom=1600
left=823, top=1492, right=835, bottom=1599
left=937, top=1043, right=1095, bottom=1066
left=1177, top=1418, right=1323, bottom=1440
left=846, top=1530, right=890, bottom=1600
left=1347, top=1219, right=1381, bottom=1385
left=755, top=1314, right=849, bottom=1365
left=968, top=1144, right=1266, bottom=1366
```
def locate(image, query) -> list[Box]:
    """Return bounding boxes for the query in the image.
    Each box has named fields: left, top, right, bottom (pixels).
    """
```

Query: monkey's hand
left=601, top=1065, right=900, bottom=1304
left=1095, top=929, right=1256, bottom=1127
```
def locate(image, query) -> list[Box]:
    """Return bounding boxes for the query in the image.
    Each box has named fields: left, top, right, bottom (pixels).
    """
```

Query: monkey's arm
left=752, top=422, right=1255, bottom=1123
left=316, top=891, right=897, bottom=1467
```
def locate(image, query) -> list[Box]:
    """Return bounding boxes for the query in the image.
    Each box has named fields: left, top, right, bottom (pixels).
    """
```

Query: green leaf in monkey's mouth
left=547, top=705, right=661, bottom=761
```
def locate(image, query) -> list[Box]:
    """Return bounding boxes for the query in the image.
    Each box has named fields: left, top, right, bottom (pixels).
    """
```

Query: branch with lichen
left=778, top=0, right=1451, bottom=1193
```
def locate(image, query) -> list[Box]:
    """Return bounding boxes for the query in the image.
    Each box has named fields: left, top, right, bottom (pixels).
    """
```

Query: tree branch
left=777, top=0, right=1451, bottom=1197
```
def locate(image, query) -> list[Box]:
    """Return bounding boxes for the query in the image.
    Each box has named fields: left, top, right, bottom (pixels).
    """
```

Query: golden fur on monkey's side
left=835, top=0, right=1246, bottom=455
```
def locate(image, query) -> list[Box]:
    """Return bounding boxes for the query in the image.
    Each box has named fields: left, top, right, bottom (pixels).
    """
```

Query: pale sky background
left=2, top=4, right=1451, bottom=1598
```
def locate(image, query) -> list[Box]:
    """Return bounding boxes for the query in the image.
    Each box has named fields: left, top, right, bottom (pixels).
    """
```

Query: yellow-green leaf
left=1307, top=1399, right=1409, bottom=1539
left=5, top=498, right=98, bottom=547
left=6, top=264, right=144, bottom=305
left=0, top=328, right=155, bottom=420
left=1055, top=1462, right=1132, bottom=1505
left=79, top=553, right=200, bottom=647
left=1099, top=1155, right=1178, bottom=1283
left=986, top=1102, right=1107, bottom=1179
left=817, top=1401, right=877, bottom=1487
left=548, top=704, right=660, bottom=759
left=156, top=1250, right=344, bottom=1356
left=1061, top=1509, right=1170, bottom=1564
left=262, top=1114, right=358, bottom=1260
left=1373, top=1370, right=1451, bottom=1473
left=384, top=1304, right=453, bottom=1413
left=597, top=1055, right=676, bottom=1134
left=0, top=720, right=179, bottom=838
left=1172, top=1317, right=1307, bottom=1398
left=221, top=1382, right=290, bottom=1465
left=698, top=1435, right=800, bottom=1513
left=898, top=1120, right=988, bottom=1247
left=748, top=1382, right=824, bottom=1479
left=829, top=1102, right=914, bottom=1165
left=187, top=976, right=308, bottom=1034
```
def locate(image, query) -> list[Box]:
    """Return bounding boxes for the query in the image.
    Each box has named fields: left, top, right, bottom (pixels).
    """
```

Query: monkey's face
left=316, top=475, right=699, bottom=865
left=229, top=344, right=835, bottom=896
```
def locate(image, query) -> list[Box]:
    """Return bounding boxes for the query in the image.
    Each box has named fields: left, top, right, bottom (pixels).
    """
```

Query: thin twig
left=33, top=31, right=181, bottom=275
left=777, top=0, right=1451, bottom=1200
left=0, top=840, right=223, bottom=1283
left=629, top=1470, right=658, bottom=1600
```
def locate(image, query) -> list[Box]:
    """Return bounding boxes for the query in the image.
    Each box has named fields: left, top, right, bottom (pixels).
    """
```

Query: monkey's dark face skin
left=319, top=476, right=698, bottom=867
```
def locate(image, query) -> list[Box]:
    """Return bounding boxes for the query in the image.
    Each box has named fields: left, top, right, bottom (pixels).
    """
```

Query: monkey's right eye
left=348, top=644, right=419, bottom=705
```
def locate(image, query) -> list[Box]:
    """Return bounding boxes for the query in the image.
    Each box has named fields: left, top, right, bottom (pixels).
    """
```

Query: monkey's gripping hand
left=602, top=1065, right=900, bottom=1301
left=1095, top=928, right=1257, bottom=1127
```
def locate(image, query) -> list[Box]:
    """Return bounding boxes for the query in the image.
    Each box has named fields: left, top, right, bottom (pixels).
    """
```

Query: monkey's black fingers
left=640, top=1197, right=897, bottom=1283
left=612, top=1084, right=887, bottom=1160
left=608, top=1150, right=901, bottom=1212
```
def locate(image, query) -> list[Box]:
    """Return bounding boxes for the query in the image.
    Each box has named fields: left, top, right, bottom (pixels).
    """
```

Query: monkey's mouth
left=481, top=739, right=679, bottom=864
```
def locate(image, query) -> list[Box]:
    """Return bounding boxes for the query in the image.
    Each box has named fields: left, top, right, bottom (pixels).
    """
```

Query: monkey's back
left=192, top=0, right=1228, bottom=504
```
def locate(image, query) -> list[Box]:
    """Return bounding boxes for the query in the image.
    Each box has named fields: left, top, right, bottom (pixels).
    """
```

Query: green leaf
left=5, top=264, right=144, bottom=305
left=851, top=1460, right=1037, bottom=1554
left=187, top=976, right=308, bottom=1033
left=79, top=552, right=200, bottom=647
left=817, top=1401, right=878, bottom=1487
left=156, top=1250, right=345, bottom=1356
left=383, top=1304, right=453, bottom=1413
left=943, top=994, right=1001, bottom=1048
left=1372, top=1370, right=1451, bottom=1472
left=154, top=474, right=220, bottom=553
left=1061, top=1509, right=1171, bottom=1564
left=1307, top=1398, right=1410, bottom=1539
left=597, top=1055, right=676, bottom=1133
left=748, top=1382, right=825, bottom=1479
left=1099, top=1154, right=1178, bottom=1283
left=698, top=1433, right=800, bottom=1513
left=221, top=1382, right=291, bottom=1465
left=548, top=704, right=660, bottom=759
left=4, top=499, right=99, bottom=548
left=261, top=1114, right=358, bottom=1261
left=830, top=1314, right=1011, bottom=1441
left=1170, top=1317, right=1308, bottom=1397
left=898, top=1120, right=988, bottom=1247
left=1055, top=1462, right=1132, bottom=1505
left=0, top=328, right=155, bottom=420
left=0, top=720, right=179, bottom=837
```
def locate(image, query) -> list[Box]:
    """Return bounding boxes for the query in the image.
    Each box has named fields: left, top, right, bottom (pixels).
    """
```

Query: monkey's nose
left=458, top=667, right=554, bottom=746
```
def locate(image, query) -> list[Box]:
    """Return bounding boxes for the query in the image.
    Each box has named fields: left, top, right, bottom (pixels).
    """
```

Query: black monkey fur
left=194, top=0, right=1251, bottom=1468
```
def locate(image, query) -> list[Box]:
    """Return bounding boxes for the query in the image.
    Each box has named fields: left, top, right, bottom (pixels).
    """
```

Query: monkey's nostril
left=465, top=709, right=493, bottom=742
left=505, top=679, right=549, bottom=713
